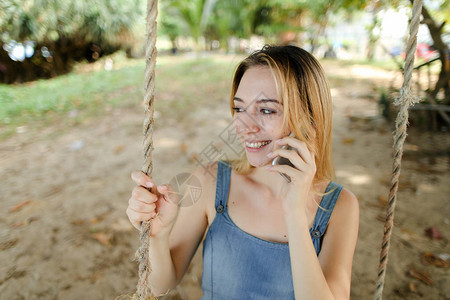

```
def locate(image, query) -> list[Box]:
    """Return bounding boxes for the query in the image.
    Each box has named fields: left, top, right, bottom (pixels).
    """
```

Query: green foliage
left=0, top=54, right=144, bottom=128
left=0, top=0, right=143, bottom=44
left=157, top=0, right=374, bottom=50
left=430, top=0, right=450, bottom=32
left=0, top=0, right=144, bottom=83
left=159, top=3, right=188, bottom=43
left=164, top=0, right=208, bottom=43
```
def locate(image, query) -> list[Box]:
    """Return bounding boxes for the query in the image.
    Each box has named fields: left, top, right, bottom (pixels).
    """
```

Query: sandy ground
left=0, top=59, right=449, bottom=300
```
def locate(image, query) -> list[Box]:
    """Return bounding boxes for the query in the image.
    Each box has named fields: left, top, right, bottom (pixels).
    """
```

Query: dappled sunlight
left=154, top=137, right=181, bottom=148
left=336, top=170, right=373, bottom=185
left=330, top=87, right=342, bottom=98
left=347, top=65, right=395, bottom=80
left=323, top=60, right=397, bottom=82
left=417, top=182, right=438, bottom=193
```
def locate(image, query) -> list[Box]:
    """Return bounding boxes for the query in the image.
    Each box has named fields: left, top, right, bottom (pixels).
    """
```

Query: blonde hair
left=226, top=44, right=336, bottom=197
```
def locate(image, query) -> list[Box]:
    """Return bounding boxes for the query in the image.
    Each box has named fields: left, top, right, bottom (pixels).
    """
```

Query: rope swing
left=131, top=0, right=424, bottom=299
left=134, top=0, right=158, bottom=299
left=374, top=0, right=423, bottom=299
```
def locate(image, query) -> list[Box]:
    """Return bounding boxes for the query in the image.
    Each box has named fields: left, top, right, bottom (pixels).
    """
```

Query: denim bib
left=201, top=160, right=343, bottom=300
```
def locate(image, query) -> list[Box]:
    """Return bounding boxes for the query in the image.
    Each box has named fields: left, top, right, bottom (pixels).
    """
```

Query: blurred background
left=0, top=0, right=449, bottom=299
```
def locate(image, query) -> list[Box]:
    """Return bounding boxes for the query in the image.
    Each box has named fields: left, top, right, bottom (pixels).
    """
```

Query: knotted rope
left=133, top=0, right=158, bottom=299
left=374, top=0, right=423, bottom=299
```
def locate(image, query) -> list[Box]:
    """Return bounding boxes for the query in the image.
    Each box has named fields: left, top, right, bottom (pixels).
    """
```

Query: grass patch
left=0, top=53, right=240, bottom=140
left=328, top=58, right=401, bottom=71
left=0, top=63, right=145, bottom=125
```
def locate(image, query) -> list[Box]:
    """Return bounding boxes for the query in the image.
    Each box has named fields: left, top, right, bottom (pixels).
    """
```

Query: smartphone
left=271, top=132, right=296, bottom=183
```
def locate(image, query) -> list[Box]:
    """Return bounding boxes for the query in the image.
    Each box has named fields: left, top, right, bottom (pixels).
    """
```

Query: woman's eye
left=232, top=107, right=276, bottom=115
left=261, top=109, right=275, bottom=114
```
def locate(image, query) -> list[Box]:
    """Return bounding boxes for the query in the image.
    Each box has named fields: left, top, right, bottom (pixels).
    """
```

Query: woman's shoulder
left=330, top=185, right=359, bottom=226
left=340, top=187, right=359, bottom=208
left=191, top=160, right=220, bottom=188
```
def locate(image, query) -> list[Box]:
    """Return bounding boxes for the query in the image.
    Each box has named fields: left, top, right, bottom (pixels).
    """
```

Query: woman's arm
left=266, top=136, right=359, bottom=300
left=286, top=188, right=359, bottom=300
left=128, top=162, right=217, bottom=296
left=160, top=162, right=217, bottom=288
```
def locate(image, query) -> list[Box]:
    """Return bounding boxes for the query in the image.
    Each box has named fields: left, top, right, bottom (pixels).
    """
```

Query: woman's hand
left=126, top=171, right=179, bottom=238
left=266, top=136, right=317, bottom=216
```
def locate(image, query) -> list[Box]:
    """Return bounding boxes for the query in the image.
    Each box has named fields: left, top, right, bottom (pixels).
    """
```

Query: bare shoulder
left=190, top=160, right=219, bottom=205
left=331, top=186, right=359, bottom=226
left=337, top=187, right=359, bottom=211
left=191, top=160, right=218, bottom=188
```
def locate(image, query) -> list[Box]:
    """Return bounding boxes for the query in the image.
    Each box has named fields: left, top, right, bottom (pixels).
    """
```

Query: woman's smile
left=245, top=140, right=272, bottom=152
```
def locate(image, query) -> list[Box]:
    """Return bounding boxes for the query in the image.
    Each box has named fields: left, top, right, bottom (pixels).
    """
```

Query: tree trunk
left=366, top=3, right=382, bottom=61
left=413, top=0, right=450, bottom=104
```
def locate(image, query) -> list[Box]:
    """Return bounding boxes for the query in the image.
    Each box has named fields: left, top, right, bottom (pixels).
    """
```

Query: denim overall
left=201, top=160, right=343, bottom=300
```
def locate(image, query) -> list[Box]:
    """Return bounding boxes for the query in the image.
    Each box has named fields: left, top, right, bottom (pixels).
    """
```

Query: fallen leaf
left=376, top=214, right=385, bottom=223
left=377, top=127, right=388, bottom=134
left=90, top=218, right=101, bottom=224
left=44, top=185, right=63, bottom=197
left=92, top=232, right=113, bottom=247
left=404, top=143, right=420, bottom=151
left=378, top=194, right=388, bottom=204
left=375, top=194, right=389, bottom=208
left=408, top=269, right=433, bottom=285
left=0, top=238, right=18, bottom=250
left=9, top=200, right=33, bottom=213
left=114, top=145, right=124, bottom=154
left=11, top=216, right=39, bottom=228
left=189, top=153, right=198, bottom=163
left=400, top=227, right=416, bottom=237
left=90, top=210, right=111, bottom=224
left=342, top=138, right=355, bottom=145
left=71, top=219, right=86, bottom=226
left=90, top=270, right=103, bottom=283
left=421, top=252, right=450, bottom=268
left=180, top=142, right=188, bottom=153
left=425, top=226, right=443, bottom=240
left=11, top=221, right=27, bottom=228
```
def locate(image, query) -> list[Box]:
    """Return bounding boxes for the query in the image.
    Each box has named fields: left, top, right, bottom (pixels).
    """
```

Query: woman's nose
left=237, top=115, right=260, bottom=134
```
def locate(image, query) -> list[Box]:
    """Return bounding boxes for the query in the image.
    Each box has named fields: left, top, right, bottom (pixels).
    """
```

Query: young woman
left=126, top=44, right=359, bottom=300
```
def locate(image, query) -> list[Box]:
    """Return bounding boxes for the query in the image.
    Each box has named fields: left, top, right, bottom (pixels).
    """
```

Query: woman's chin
left=247, top=157, right=272, bottom=168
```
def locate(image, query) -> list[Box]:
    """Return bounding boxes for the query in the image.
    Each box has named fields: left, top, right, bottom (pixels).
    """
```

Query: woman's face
left=233, top=66, right=290, bottom=167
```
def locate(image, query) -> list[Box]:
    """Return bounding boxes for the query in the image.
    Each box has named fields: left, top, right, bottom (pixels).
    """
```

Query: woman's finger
left=131, top=170, right=155, bottom=189
left=128, top=199, right=156, bottom=213
left=266, top=164, right=299, bottom=180
left=131, top=186, right=158, bottom=204
left=269, top=148, right=307, bottom=170
left=275, top=137, right=315, bottom=165
left=126, top=207, right=156, bottom=229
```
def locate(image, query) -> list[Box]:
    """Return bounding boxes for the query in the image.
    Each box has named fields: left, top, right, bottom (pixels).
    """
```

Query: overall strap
left=214, top=160, right=232, bottom=214
left=310, top=182, right=344, bottom=240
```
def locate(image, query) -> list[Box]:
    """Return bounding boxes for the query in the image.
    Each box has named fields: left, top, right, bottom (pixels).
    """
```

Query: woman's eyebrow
left=233, top=97, right=280, bottom=105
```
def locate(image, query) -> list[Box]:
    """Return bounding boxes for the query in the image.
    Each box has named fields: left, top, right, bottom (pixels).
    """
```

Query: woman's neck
left=247, top=167, right=295, bottom=201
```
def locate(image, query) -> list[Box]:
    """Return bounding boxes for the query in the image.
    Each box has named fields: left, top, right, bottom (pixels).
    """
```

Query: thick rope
left=374, top=0, right=423, bottom=299
left=134, top=0, right=158, bottom=299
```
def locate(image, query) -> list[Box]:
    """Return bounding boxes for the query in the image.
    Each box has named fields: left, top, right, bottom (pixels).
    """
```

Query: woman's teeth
left=246, top=141, right=271, bottom=148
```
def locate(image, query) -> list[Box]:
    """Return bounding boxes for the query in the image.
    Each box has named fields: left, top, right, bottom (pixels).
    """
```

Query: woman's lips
left=245, top=140, right=272, bottom=152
